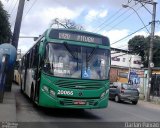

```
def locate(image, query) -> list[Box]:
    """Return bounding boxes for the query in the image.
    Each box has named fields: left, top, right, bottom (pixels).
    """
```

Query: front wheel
left=132, top=100, right=138, bottom=105
left=115, top=95, right=121, bottom=103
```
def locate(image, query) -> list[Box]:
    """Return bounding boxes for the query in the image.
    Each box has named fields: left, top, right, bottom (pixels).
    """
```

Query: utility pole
left=146, top=2, right=157, bottom=101
left=6, top=0, right=26, bottom=92
left=130, top=0, right=157, bottom=101
left=12, top=0, right=25, bottom=49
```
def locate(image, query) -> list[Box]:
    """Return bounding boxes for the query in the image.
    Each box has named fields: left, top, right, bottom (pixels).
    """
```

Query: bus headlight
left=100, top=92, right=106, bottom=98
left=50, top=90, right=56, bottom=97
left=42, top=85, right=49, bottom=92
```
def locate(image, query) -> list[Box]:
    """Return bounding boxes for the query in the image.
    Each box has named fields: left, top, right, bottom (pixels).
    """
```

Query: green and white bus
left=20, top=28, right=110, bottom=109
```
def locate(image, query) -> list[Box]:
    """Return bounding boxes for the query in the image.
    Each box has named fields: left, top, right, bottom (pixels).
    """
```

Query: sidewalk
left=138, top=100, right=160, bottom=110
left=0, top=84, right=17, bottom=122
left=139, top=93, right=160, bottom=109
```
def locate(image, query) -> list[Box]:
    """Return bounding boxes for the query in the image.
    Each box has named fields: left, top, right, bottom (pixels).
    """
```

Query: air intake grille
left=55, top=79, right=104, bottom=90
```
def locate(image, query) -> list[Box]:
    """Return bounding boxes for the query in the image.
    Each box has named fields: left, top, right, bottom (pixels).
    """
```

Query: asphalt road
left=12, top=84, right=160, bottom=127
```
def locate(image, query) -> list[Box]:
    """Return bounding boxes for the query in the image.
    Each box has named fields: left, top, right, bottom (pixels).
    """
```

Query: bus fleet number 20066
left=57, top=90, right=73, bottom=95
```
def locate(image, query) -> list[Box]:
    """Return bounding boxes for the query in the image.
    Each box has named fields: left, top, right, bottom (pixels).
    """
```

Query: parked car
left=109, top=82, right=139, bottom=105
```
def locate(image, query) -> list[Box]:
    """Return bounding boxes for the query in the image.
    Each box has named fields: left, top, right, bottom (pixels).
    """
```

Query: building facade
left=110, top=48, right=143, bottom=84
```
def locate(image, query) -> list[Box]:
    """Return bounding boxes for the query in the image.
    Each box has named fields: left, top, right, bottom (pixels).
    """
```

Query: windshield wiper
left=63, top=42, right=78, bottom=60
left=87, top=46, right=98, bottom=62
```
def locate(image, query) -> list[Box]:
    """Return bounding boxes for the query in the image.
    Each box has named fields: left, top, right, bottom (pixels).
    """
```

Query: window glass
left=43, top=43, right=110, bottom=80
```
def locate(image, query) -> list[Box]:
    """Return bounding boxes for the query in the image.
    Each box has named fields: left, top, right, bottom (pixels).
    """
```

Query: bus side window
left=21, top=58, right=23, bottom=70
left=24, top=53, right=30, bottom=69
left=27, top=53, right=30, bottom=68
left=29, top=50, right=32, bottom=68
left=30, top=47, right=35, bottom=68
left=18, top=60, right=22, bottom=73
left=22, top=58, right=25, bottom=70
left=32, top=44, right=39, bottom=68
left=24, top=56, right=26, bottom=69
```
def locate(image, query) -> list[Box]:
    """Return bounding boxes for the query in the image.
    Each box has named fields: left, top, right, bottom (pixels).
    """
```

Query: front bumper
left=39, top=90, right=109, bottom=109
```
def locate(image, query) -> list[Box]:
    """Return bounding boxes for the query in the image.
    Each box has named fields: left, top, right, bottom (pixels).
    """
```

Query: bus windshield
left=43, top=43, right=110, bottom=80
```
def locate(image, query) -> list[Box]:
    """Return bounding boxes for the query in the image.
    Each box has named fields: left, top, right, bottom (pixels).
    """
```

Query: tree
left=152, top=36, right=160, bottom=67
left=0, top=1, right=11, bottom=44
left=128, top=35, right=148, bottom=67
left=50, top=18, right=84, bottom=30
left=128, top=35, right=160, bottom=67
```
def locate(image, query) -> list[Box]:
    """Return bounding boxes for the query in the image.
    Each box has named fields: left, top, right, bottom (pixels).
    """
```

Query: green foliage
left=152, top=36, right=160, bottom=67
left=128, top=35, right=160, bottom=67
left=0, top=1, right=11, bottom=44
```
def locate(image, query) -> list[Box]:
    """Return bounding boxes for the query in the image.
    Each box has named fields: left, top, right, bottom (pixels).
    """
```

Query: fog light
left=43, top=86, right=49, bottom=92
left=50, top=90, right=55, bottom=97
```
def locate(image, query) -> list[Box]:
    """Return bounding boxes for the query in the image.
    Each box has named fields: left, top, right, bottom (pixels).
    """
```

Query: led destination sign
left=49, top=29, right=109, bottom=45
left=59, top=33, right=98, bottom=43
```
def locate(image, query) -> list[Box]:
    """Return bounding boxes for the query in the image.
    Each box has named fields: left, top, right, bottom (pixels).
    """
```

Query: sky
left=1, top=0, right=160, bottom=53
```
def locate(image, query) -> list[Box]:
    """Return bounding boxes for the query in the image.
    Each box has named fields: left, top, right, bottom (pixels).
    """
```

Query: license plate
left=73, top=100, right=86, bottom=105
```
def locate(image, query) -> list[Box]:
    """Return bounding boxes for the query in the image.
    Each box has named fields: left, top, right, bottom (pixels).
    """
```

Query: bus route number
left=59, top=33, right=71, bottom=40
left=57, top=90, right=73, bottom=95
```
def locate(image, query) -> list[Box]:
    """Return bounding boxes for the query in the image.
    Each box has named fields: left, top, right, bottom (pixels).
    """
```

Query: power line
left=112, top=33, right=160, bottom=52
left=95, top=8, right=128, bottom=32
left=116, top=44, right=128, bottom=49
left=23, top=0, right=64, bottom=19
left=99, top=4, right=147, bottom=33
left=138, top=1, right=152, bottom=15
left=92, top=8, right=123, bottom=32
left=111, top=23, right=151, bottom=45
left=94, top=4, right=139, bottom=33
left=9, top=0, right=19, bottom=28
left=111, top=43, right=160, bottom=59
left=122, top=4, right=150, bottom=34
left=110, top=21, right=160, bottom=49
left=107, top=11, right=136, bottom=32
left=23, top=0, right=38, bottom=18
left=107, top=5, right=149, bottom=33
left=6, top=0, right=15, bottom=12
left=84, top=8, right=109, bottom=27
left=10, top=0, right=37, bottom=27
left=10, top=0, right=19, bottom=16
left=111, top=44, right=148, bottom=59
left=11, top=15, right=17, bottom=28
